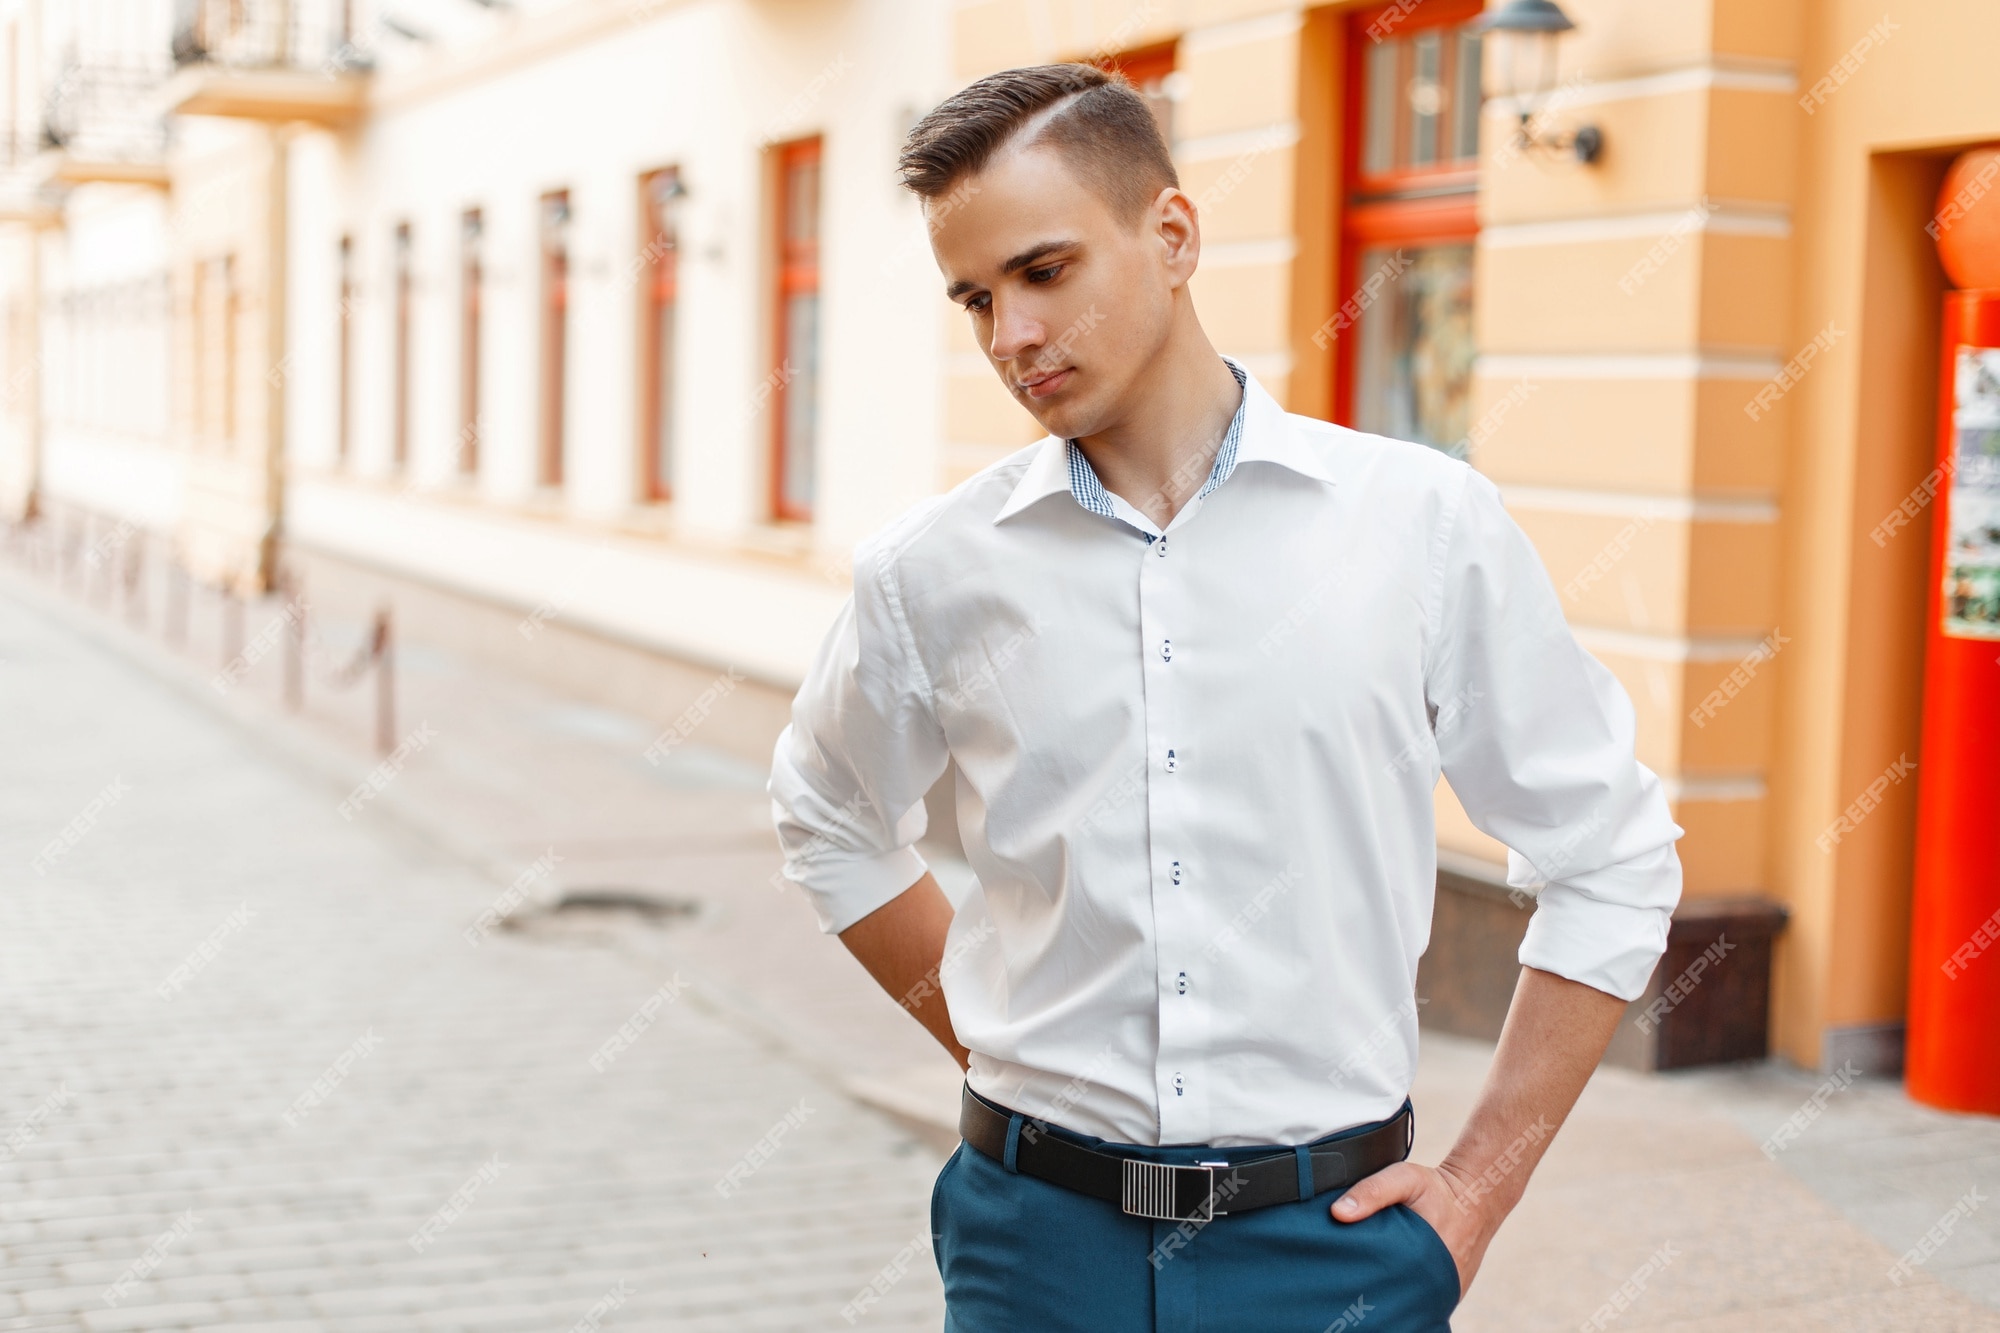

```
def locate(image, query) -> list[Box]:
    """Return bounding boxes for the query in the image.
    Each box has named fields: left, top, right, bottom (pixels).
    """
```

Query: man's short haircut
left=897, top=64, right=1179, bottom=223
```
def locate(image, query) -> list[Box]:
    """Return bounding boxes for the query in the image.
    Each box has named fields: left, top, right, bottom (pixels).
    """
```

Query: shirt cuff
left=783, top=843, right=931, bottom=935
left=1518, top=879, right=1673, bottom=1002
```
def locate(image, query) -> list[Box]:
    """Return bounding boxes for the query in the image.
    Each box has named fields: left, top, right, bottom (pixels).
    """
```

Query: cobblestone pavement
left=0, top=584, right=947, bottom=1332
left=8, top=547, right=2000, bottom=1333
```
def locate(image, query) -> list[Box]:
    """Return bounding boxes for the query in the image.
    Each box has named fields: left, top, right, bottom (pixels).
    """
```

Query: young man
left=770, top=65, right=1682, bottom=1331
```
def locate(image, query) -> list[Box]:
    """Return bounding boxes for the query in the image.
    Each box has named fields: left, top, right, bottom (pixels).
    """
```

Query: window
left=337, top=234, right=353, bottom=465
left=637, top=168, right=681, bottom=503
left=538, top=190, right=570, bottom=489
left=193, top=254, right=236, bottom=450
left=459, top=209, right=482, bottom=475
left=771, top=139, right=820, bottom=522
left=392, top=221, right=412, bottom=470
left=1337, top=0, right=1482, bottom=456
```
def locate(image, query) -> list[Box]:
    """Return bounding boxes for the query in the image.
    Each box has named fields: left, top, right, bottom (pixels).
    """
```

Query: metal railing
left=172, top=0, right=371, bottom=74
left=6, top=503, right=400, bottom=757
left=35, top=0, right=174, bottom=165
left=42, top=58, right=171, bottom=166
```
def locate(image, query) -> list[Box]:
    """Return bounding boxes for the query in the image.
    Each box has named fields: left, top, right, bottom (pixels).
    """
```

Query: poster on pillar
left=1943, top=347, right=2000, bottom=638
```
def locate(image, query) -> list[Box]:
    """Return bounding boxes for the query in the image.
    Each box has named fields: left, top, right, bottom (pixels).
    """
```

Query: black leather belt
left=959, top=1085, right=1414, bottom=1223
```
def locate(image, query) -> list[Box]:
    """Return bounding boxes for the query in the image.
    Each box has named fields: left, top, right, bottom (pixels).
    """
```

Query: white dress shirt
left=770, top=361, right=1683, bottom=1147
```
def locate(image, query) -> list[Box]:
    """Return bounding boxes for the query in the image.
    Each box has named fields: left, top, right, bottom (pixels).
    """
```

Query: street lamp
left=1474, top=0, right=1603, bottom=165
left=647, top=169, right=688, bottom=247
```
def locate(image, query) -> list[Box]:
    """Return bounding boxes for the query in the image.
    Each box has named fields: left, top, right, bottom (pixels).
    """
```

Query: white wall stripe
left=1476, top=352, right=1783, bottom=381
left=1482, top=208, right=1791, bottom=248
left=1175, top=122, right=1300, bottom=165
left=1486, top=60, right=1798, bottom=117
left=1665, top=773, right=1769, bottom=803
left=1200, top=238, right=1298, bottom=268
left=1502, top=485, right=1780, bottom=523
left=1574, top=625, right=1774, bottom=663
left=1180, top=8, right=1304, bottom=55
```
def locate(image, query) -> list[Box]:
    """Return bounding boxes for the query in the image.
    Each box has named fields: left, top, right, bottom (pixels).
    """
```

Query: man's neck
left=1072, top=328, right=1243, bottom=531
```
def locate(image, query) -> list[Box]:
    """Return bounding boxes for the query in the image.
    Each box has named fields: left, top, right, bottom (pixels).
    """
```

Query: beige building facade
left=4, top=0, right=1997, bottom=1074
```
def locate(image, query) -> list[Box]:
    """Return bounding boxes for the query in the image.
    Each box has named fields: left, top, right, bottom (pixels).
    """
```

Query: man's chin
left=1019, top=393, right=1099, bottom=443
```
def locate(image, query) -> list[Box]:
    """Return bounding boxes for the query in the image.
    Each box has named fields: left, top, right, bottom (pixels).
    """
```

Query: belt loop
left=1293, top=1144, right=1314, bottom=1201
left=1003, top=1113, right=1024, bottom=1174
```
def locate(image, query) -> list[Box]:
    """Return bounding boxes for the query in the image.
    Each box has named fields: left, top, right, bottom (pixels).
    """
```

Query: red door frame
left=1334, top=0, right=1483, bottom=430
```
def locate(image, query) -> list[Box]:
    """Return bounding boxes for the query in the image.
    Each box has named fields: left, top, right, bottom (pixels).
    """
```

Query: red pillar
left=1907, top=147, right=2000, bottom=1114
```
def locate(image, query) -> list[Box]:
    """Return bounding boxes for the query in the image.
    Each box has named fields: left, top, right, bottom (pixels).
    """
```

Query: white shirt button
left=1164, top=748, right=1177, bottom=773
left=1175, top=971, right=1189, bottom=995
left=1171, top=860, right=1183, bottom=885
left=1161, top=638, right=1172, bottom=662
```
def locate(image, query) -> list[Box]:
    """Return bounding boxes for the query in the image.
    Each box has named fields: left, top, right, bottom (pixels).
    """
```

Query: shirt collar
left=993, top=357, right=1333, bottom=527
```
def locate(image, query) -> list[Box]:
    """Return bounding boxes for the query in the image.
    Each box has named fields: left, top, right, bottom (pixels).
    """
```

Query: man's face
left=929, top=144, right=1183, bottom=441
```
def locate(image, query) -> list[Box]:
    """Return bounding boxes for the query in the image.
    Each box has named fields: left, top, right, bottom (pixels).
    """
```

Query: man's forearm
left=1438, top=965, right=1626, bottom=1213
left=1333, top=963, right=1629, bottom=1294
left=837, top=872, right=970, bottom=1070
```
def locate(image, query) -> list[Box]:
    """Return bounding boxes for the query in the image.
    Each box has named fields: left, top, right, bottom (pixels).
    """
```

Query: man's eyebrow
left=943, top=239, right=1082, bottom=302
left=1000, top=239, right=1079, bottom=275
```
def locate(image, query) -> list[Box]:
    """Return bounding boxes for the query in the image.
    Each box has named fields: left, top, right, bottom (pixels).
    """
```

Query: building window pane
left=538, top=190, right=570, bottom=489
left=459, top=209, right=481, bottom=475
left=1353, top=242, right=1475, bottom=456
left=194, top=254, right=235, bottom=450
left=392, top=221, right=412, bottom=470
left=337, top=234, right=352, bottom=465
left=772, top=139, right=820, bottom=522
left=779, top=291, right=818, bottom=515
left=1453, top=30, right=1483, bottom=162
left=1409, top=31, right=1441, bottom=167
left=1363, top=39, right=1399, bottom=175
left=638, top=168, right=681, bottom=503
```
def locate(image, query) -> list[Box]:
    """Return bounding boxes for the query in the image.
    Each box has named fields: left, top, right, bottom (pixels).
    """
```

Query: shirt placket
left=1139, top=528, right=1210, bottom=1144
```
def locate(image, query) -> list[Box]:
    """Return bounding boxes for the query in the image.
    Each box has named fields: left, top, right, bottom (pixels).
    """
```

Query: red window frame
left=770, top=137, right=820, bottom=523
left=538, top=190, right=570, bottom=490
left=1334, top=0, right=1483, bottom=429
left=637, top=168, right=681, bottom=504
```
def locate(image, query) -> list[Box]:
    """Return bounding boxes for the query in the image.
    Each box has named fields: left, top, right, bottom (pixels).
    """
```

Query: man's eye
left=965, top=294, right=991, bottom=314
left=1026, top=265, right=1062, bottom=284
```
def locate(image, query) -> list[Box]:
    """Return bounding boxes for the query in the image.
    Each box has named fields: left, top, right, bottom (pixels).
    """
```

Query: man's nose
left=987, top=301, right=1045, bottom=368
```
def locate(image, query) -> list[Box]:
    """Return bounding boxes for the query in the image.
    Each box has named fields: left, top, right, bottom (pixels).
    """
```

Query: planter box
left=1417, top=865, right=1789, bottom=1071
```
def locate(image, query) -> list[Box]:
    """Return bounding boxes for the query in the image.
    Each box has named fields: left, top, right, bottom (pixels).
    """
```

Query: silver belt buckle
left=1121, top=1159, right=1215, bottom=1222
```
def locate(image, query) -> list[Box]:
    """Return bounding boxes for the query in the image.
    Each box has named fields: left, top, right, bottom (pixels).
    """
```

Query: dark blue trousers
left=931, top=1103, right=1460, bottom=1333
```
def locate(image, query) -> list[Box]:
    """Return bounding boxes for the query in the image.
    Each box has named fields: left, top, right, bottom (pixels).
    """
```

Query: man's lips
left=1016, top=367, right=1074, bottom=400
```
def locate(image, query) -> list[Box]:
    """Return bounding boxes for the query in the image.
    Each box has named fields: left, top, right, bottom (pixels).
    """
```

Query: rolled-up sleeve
left=769, top=536, right=950, bottom=934
left=1424, top=467, right=1684, bottom=1001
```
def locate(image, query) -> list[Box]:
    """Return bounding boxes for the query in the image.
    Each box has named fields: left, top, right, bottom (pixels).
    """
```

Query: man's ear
left=1153, top=186, right=1200, bottom=289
